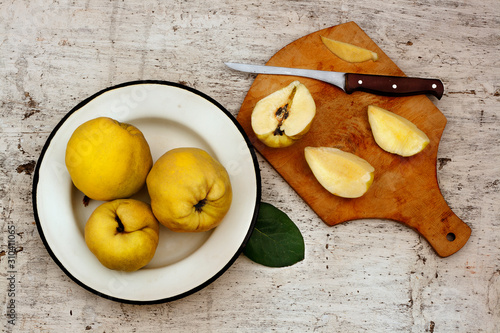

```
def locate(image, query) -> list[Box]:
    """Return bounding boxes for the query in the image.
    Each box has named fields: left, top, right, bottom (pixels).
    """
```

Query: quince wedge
left=146, top=147, right=232, bottom=232
left=320, top=36, right=378, bottom=63
left=304, top=147, right=375, bottom=198
left=367, top=105, right=430, bottom=157
left=251, top=80, right=316, bottom=148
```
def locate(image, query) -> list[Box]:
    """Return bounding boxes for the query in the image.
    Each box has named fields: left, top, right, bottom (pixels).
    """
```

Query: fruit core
left=273, top=87, right=296, bottom=136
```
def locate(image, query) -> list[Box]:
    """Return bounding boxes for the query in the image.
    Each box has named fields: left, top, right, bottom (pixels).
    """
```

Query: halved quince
left=251, top=81, right=316, bottom=148
left=367, top=105, right=430, bottom=157
left=320, top=36, right=378, bottom=63
left=304, top=147, right=375, bottom=198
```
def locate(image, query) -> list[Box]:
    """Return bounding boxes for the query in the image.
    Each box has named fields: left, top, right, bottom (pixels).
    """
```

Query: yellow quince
left=84, top=199, right=160, bottom=272
left=65, top=117, right=153, bottom=201
left=146, top=147, right=233, bottom=232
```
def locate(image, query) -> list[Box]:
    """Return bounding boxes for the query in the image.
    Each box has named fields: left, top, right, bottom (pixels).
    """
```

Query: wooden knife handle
left=345, top=73, right=444, bottom=99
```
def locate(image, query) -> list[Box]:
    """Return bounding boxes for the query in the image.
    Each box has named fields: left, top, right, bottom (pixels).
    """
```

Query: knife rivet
left=358, top=80, right=363, bottom=85
left=392, top=84, right=397, bottom=89
left=432, top=84, right=437, bottom=89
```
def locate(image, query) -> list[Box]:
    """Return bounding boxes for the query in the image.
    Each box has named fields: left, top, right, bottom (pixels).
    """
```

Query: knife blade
left=225, top=62, right=444, bottom=100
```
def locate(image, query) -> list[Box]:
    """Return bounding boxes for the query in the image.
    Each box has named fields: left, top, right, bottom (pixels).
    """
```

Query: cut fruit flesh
left=320, top=36, right=378, bottom=63
left=251, top=81, right=316, bottom=148
left=367, top=105, right=430, bottom=157
left=304, top=147, right=375, bottom=198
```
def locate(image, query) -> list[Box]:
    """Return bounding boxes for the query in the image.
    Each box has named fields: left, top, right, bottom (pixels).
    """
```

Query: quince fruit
left=65, top=117, right=153, bottom=201
left=367, top=105, right=430, bottom=157
left=251, top=80, right=316, bottom=148
left=146, top=147, right=232, bottom=232
left=305, top=146, right=375, bottom=198
left=321, top=36, right=378, bottom=63
left=84, top=199, right=160, bottom=272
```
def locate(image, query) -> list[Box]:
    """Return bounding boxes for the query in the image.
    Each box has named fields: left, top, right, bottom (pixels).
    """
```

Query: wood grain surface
left=236, top=22, right=471, bottom=257
left=1, top=1, right=499, bottom=332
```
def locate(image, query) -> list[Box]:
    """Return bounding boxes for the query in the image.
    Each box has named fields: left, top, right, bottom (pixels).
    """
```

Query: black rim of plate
left=32, top=80, right=262, bottom=304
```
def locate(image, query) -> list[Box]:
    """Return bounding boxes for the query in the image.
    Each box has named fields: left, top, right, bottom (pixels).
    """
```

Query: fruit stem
left=82, top=195, right=90, bottom=207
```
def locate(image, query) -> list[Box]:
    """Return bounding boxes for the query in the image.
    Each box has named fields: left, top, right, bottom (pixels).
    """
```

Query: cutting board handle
left=405, top=191, right=471, bottom=257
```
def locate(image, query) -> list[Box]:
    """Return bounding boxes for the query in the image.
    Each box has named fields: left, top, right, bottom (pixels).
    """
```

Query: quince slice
left=320, top=36, right=378, bottom=63
left=251, top=81, right=316, bottom=148
left=304, top=147, right=375, bottom=198
left=367, top=105, right=430, bottom=157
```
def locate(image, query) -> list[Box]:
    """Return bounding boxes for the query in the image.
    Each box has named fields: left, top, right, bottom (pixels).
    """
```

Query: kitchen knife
left=225, top=62, right=444, bottom=99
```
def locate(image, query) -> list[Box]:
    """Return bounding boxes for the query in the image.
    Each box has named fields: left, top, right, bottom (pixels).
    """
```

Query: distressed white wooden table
left=1, top=1, right=499, bottom=332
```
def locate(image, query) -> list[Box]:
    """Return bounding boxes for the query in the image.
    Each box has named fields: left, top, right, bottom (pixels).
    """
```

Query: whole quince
left=84, top=199, right=160, bottom=272
left=65, top=117, right=153, bottom=201
left=146, top=147, right=232, bottom=232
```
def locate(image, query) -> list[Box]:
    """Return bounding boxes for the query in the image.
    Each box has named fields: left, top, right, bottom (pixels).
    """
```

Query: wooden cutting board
left=236, top=21, right=471, bottom=257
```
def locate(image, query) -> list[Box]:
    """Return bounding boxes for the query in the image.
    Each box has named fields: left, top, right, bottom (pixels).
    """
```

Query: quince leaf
left=244, top=202, right=305, bottom=267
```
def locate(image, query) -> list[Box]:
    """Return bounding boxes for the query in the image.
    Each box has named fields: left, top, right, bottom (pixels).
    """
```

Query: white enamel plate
left=33, top=81, right=261, bottom=304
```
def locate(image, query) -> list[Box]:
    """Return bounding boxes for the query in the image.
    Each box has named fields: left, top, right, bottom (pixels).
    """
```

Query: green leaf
left=244, top=202, right=305, bottom=267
